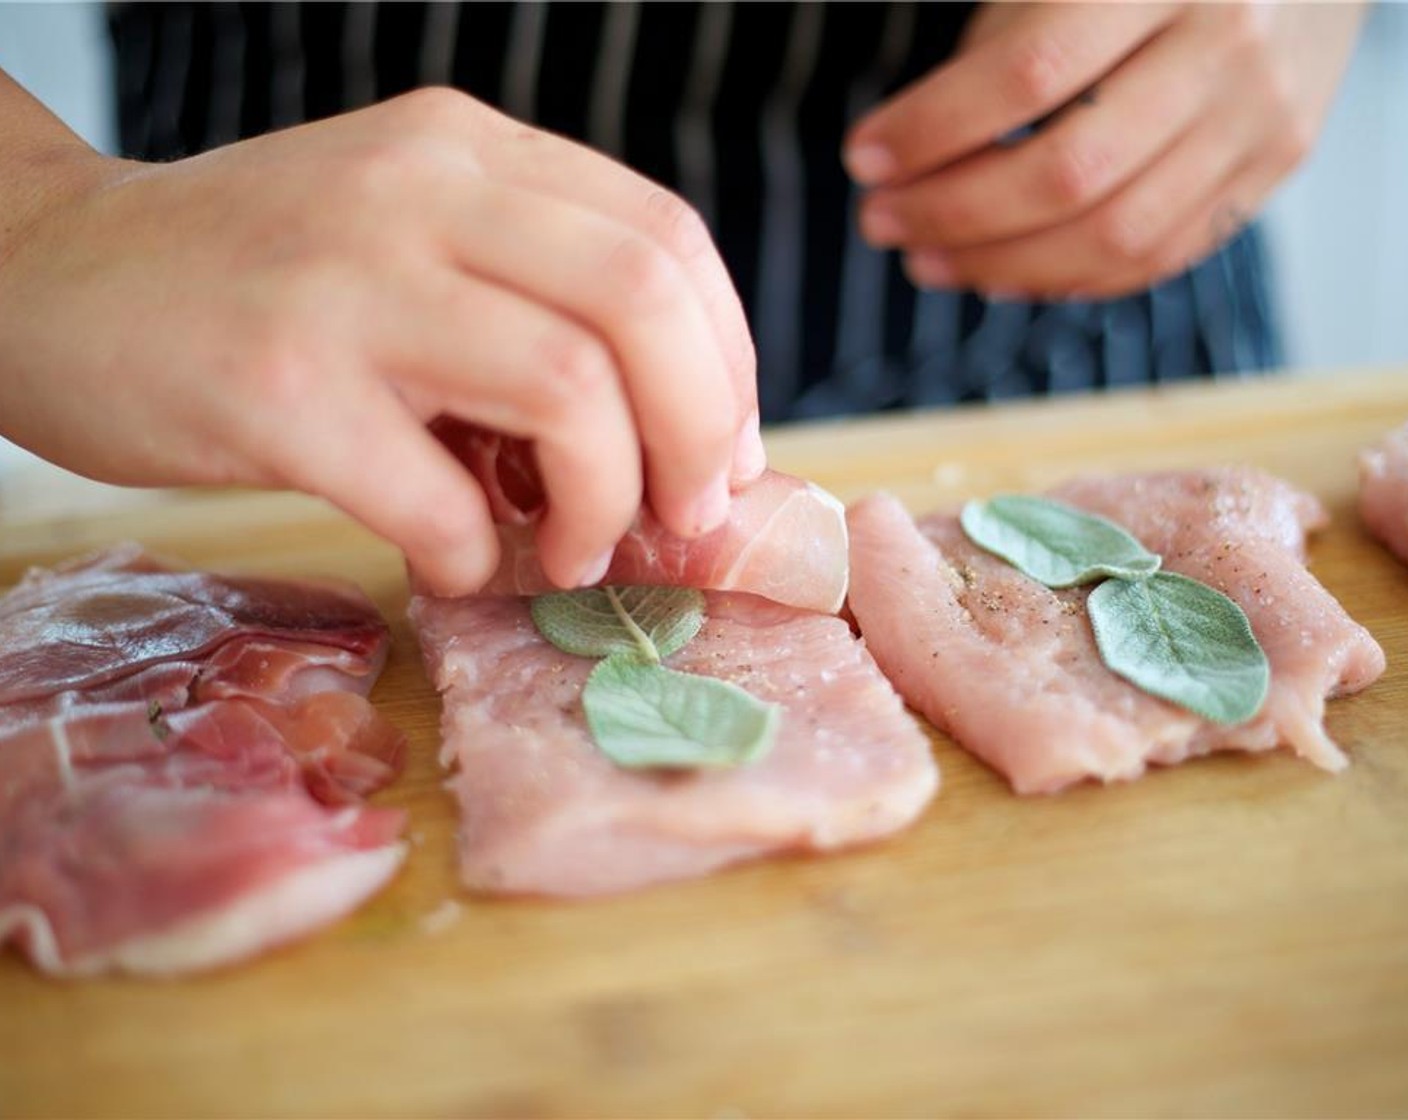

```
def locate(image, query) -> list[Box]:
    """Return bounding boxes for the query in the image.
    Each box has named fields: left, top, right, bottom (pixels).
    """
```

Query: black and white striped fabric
left=108, top=1, right=1282, bottom=424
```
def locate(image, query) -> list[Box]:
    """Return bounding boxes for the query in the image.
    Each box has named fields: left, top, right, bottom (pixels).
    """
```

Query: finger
left=376, top=268, right=643, bottom=589
left=270, top=377, right=500, bottom=598
left=442, top=179, right=741, bottom=540
left=860, top=16, right=1232, bottom=250
left=488, top=146, right=766, bottom=483
left=844, top=2, right=1175, bottom=187
left=903, top=106, right=1256, bottom=300
left=1091, top=139, right=1300, bottom=301
left=371, top=90, right=765, bottom=484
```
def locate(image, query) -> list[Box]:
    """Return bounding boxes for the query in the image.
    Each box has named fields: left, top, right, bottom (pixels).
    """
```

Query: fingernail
left=860, top=201, right=905, bottom=246
left=730, top=420, right=767, bottom=483
left=906, top=251, right=955, bottom=288
left=844, top=142, right=896, bottom=186
left=688, top=473, right=731, bottom=536
left=576, top=548, right=615, bottom=588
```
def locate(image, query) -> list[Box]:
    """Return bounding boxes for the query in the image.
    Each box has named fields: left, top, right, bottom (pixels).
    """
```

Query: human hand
left=0, top=87, right=762, bottom=594
left=844, top=1, right=1367, bottom=300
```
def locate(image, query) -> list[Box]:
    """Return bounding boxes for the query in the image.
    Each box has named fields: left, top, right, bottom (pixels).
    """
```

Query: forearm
left=0, top=69, right=116, bottom=266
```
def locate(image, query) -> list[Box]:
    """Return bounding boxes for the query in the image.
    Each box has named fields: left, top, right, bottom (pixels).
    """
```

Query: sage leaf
left=583, top=654, right=780, bottom=769
left=1088, top=572, right=1269, bottom=724
left=961, top=495, right=1161, bottom=587
left=531, top=586, right=705, bottom=662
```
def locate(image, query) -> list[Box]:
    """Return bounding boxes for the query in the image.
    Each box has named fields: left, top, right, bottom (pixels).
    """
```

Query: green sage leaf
left=1088, top=572, right=1269, bottom=724
left=582, top=654, right=780, bottom=769
left=531, top=585, right=705, bottom=662
left=960, top=495, right=1161, bottom=587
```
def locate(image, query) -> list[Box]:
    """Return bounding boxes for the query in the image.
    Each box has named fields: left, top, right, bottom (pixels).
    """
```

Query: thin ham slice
left=409, top=591, right=937, bottom=897
left=430, top=420, right=849, bottom=614
left=847, top=469, right=1385, bottom=795
left=0, top=545, right=407, bottom=977
left=1359, top=421, right=1408, bottom=562
left=0, top=541, right=388, bottom=715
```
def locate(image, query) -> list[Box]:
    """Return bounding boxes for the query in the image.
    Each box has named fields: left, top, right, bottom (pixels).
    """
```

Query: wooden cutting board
left=2, top=369, right=1407, bottom=1119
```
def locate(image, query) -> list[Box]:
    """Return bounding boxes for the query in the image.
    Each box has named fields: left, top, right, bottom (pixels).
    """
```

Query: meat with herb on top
left=847, top=469, right=1385, bottom=795
left=410, top=590, right=936, bottom=897
left=0, top=544, right=406, bottom=977
left=412, top=423, right=933, bottom=896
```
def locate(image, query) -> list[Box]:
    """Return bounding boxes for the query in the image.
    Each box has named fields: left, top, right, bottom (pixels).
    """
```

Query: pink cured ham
left=847, top=469, right=1385, bottom=795
left=409, top=591, right=937, bottom=897
left=0, top=544, right=407, bottom=977
left=1359, top=421, right=1408, bottom=562
left=431, top=420, right=849, bottom=614
left=0, top=542, right=390, bottom=720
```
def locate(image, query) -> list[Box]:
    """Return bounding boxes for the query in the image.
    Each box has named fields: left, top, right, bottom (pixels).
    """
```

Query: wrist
left=0, top=70, right=139, bottom=271
left=0, top=145, right=132, bottom=270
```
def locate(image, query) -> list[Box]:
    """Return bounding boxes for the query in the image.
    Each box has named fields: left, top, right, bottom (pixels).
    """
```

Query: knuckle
left=243, top=329, right=316, bottom=415
left=1262, top=79, right=1312, bottom=166
left=603, top=236, right=686, bottom=315
left=1274, top=118, right=1315, bottom=170
left=1257, top=51, right=1297, bottom=116
left=408, top=499, right=477, bottom=556
left=1151, top=240, right=1195, bottom=279
left=1005, top=34, right=1070, bottom=111
left=383, top=85, right=473, bottom=133
left=915, top=188, right=973, bottom=239
left=1221, top=2, right=1271, bottom=52
left=1044, top=135, right=1109, bottom=208
left=643, top=189, right=713, bottom=261
left=339, top=140, right=417, bottom=203
left=653, top=405, right=735, bottom=463
left=731, top=331, right=758, bottom=390
left=1089, top=204, right=1150, bottom=262
left=534, top=328, right=618, bottom=415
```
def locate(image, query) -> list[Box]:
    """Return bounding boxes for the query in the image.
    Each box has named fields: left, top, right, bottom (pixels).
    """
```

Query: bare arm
left=0, top=72, right=764, bottom=594
left=0, top=71, right=116, bottom=266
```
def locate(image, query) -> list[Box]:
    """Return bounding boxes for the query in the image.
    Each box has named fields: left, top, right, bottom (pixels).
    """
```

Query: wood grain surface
left=1, top=369, right=1406, bottom=1119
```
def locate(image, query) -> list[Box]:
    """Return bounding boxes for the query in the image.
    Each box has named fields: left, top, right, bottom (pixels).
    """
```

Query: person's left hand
left=843, top=1, right=1367, bottom=300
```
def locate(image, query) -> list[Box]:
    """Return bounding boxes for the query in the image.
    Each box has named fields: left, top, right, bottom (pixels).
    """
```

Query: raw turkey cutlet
left=1359, top=420, right=1408, bottom=562
left=410, top=591, right=936, bottom=896
left=0, top=544, right=407, bottom=977
left=848, top=469, right=1385, bottom=795
left=413, top=424, right=932, bottom=894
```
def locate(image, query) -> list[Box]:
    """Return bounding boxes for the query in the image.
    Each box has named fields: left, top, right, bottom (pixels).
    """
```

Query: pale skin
left=845, top=1, right=1368, bottom=300
left=0, top=74, right=764, bottom=596
left=0, top=2, right=1365, bottom=595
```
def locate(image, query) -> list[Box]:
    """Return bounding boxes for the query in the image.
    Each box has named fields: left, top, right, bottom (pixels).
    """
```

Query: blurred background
left=1, top=1, right=1405, bottom=472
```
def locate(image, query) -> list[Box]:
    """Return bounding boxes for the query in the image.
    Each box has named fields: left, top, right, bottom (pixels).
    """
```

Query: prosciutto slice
left=431, top=420, right=849, bottom=614
left=0, top=544, right=407, bottom=977
left=410, top=591, right=937, bottom=897
left=847, top=469, right=1385, bottom=795
left=1359, top=420, right=1408, bottom=562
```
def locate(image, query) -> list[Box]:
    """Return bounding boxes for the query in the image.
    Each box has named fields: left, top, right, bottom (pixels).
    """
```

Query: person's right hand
left=0, top=86, right=762, bottom=594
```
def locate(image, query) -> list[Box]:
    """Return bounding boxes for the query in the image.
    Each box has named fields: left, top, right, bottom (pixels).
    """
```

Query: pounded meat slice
left=430, top=421, right=849, bottom=614
left=409, top=591, right=937, bottom=896
left=847, top=469, right=1385, bottom=795
left=1359, top=421, right=1408, bottom=562
left=1052, top=470, right=1384, bottom=760
left=0, top=545, right=407, bottom=977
